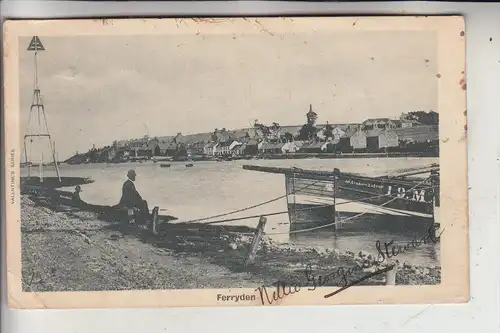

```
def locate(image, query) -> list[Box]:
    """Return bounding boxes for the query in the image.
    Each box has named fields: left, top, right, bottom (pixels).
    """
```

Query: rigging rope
left=219, top=177, right=434, bottom=236
left=191, top=202, right=334, bottom=225
left=176, top=192, right=404, bottom=237
left=175, top=165, right=425, bottom=225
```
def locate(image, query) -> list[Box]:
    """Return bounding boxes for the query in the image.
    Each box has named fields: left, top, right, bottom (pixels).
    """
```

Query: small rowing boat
left=160, top=163, right=171, bottom=168
left=186, top=163, right=194, bottom=167
left=21, top=184, right=177, bottom=235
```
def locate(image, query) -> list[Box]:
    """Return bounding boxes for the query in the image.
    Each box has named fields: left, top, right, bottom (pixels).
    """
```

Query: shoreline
left=52, top=151, right=439, bottom=166
left=20, top=194, right=441, bottom=292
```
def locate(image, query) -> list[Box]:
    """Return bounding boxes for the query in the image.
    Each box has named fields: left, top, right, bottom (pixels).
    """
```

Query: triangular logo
left=27, top=36, right=45, bottom=51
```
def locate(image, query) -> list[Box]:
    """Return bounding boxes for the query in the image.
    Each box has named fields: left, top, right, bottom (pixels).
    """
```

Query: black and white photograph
left=3, top=17, right=468, bottom=308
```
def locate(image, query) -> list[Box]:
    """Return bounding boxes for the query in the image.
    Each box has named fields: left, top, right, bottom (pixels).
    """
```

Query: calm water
left=23, top=157, right=440, bottom=266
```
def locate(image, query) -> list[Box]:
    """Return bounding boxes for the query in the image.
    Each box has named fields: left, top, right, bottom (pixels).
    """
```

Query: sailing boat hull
left=284, top=170, right=439, bottom=232
left=287, top=198, right=437, bottom=233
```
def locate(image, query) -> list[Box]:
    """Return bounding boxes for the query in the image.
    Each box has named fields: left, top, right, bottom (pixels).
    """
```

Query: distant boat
left=160, top=163, right=171, bottom=168
left=186, top=163, right=194, bottom=168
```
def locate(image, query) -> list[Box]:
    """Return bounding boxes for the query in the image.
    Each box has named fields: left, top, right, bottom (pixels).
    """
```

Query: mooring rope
left=191, top=202, right=335, bottom=225
left=167, top=176, right=433, bottom=236
left=189, top=181, right=435, bottom=227
left=160, top=166, right=432, bottom=226
left=199, top=192, right=384, bottom=225
left=199, top=192, right=403, bottom=236
left=176, top=175, right=327, bottom=224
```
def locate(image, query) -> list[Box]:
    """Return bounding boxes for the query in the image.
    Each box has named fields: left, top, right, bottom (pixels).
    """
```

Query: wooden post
left=127, top=208, right=135, bottom=224
left=332, top=168, right=340, bottom=232
left=151, top=206, right=160, bottom=235
left=285, top=175, right=293, bottom=228
left=291, top=172, right=297, bottom=231
left=331, top=179, right=336, bottom=233
left=430, top=170, right=440, bottom=236
left=245, top=216, right=267, bottom=267
left=285, top=173, right=297, bottom=232
left=39, top=153, right=44, bottom=183
left=385, top=265, right=396, bottom=285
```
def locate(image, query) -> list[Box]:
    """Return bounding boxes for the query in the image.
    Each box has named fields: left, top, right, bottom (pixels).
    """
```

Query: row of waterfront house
left=70, top=117, right=438, bottom=164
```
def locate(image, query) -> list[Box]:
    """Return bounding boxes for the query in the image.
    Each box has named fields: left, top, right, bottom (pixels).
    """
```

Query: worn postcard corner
left=2, top=16, right=468, bottom=309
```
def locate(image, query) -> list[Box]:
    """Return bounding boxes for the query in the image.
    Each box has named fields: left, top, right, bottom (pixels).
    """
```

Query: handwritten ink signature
left=304, top=262, right=360, bottom=291
left=323, top=265, right=395, bottom=298
left=255, top=225, right=443, bottom=304
left=323, top=225, right=443, bottom=298
left=375, top=225, right=444, bottom=263
left=255, top=280, right=302, bottom=305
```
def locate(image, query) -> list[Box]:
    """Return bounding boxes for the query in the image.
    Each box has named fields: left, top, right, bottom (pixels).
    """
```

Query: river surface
left=23, top=157, right=440, bottom=266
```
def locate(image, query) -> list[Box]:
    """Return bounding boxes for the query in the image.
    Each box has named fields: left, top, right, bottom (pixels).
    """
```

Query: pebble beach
left=20, top=195, right=441, bottom=293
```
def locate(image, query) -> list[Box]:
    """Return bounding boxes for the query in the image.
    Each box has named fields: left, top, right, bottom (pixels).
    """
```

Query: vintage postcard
left=3, top=16, right=468, bottom=309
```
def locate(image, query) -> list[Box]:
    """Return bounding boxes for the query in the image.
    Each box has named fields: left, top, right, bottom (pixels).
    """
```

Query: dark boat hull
left=239, top=164, right=440, bottom=232
left=21, top=176, right=94, bottom=189
left=287, top=202, right=436, bottom=233
left=20, top=184, right=178, bottom=225
left=285, top=171, right=437, bottom=216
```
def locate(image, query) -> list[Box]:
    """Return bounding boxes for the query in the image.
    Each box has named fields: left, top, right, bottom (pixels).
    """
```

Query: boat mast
left=24, top=36, right=61, bottom=183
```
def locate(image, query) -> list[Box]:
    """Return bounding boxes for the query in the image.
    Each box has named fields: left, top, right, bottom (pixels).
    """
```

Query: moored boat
left=243, top=164, right=440, bottom=232
left=21, top=183, right=178, bottom=233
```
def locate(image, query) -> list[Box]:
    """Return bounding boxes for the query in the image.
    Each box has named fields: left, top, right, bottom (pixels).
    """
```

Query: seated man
left=119, top=169, right=151, bottom=224
left=72, top=185, right=84, bottom=205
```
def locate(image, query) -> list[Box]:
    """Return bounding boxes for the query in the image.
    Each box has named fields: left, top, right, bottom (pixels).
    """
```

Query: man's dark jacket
left=119, top=179, right=143, bottom=208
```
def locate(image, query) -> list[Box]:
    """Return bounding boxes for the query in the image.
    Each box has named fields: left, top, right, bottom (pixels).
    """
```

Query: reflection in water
left=22, top=157, right=440, bottom=266
left=289, top=228, right=439, bottom=265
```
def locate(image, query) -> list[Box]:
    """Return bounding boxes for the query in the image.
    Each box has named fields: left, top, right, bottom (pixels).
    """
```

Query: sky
left=19, top=30, right=437, bottom=160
